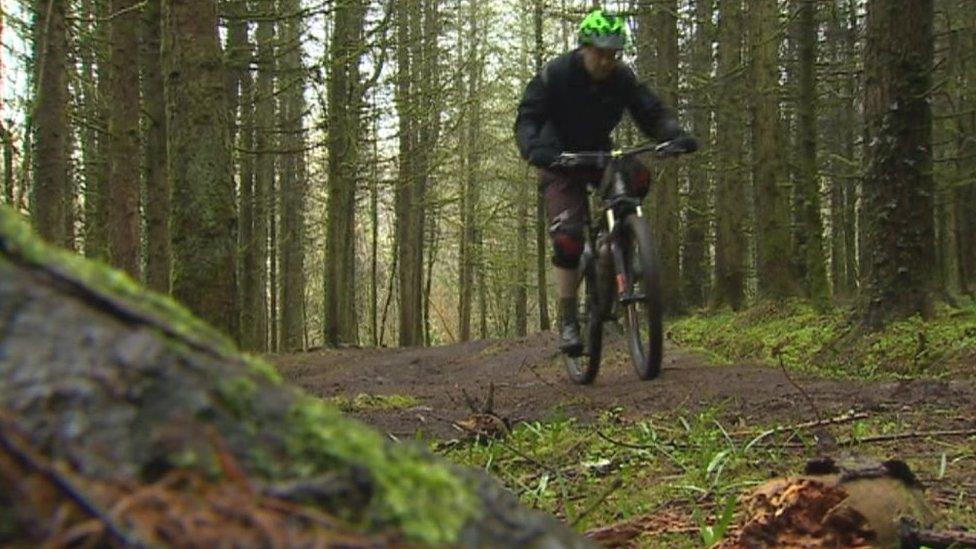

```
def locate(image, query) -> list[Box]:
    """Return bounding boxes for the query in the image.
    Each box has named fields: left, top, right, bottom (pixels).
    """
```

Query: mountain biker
left=515, top=9, right=698, bottom=357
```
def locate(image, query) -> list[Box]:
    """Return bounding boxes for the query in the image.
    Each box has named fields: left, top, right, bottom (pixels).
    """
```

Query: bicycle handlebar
left=549, top=135, right=698, bottom=169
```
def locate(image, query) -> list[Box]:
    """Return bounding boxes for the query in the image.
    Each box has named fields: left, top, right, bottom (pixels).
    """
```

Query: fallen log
left=0, top=208, right=593, bottom=548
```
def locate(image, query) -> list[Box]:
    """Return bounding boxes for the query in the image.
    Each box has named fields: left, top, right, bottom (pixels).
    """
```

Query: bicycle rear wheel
left=620, top=215, right=663, bottom=380
left=564, top=258, right=603, bottom=385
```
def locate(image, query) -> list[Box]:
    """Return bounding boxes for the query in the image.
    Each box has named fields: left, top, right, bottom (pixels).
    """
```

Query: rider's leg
left=540, top=168, right=592, bottom=355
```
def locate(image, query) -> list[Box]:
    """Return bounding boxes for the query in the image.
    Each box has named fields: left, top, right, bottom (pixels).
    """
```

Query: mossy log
left=0, top=208, right=593, bottom=548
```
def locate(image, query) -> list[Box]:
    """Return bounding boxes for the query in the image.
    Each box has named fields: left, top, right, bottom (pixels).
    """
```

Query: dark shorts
left=539, top=167, right=603, bottom=230
left=539, top=167, right=603, bottom=268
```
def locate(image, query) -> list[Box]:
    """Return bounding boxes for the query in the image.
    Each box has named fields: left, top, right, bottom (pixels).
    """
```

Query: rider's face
left=580, top=45, right=621, bottom=81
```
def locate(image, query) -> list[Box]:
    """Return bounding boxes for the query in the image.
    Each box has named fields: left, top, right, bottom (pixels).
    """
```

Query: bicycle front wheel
left=564, top=257, right=603, bottom=385
left=620, top=215, right=663, bottom=380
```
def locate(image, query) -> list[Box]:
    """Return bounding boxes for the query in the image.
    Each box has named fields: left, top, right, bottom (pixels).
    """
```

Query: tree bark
left=325, top=0, right=365, bottom=347
left=30, top=0, right=69, bottom=248
left=749, top=0, right=796, bottom=300
left=649, top=0, right=683, bottom=315
left=0, top=122, right=13, bottom=206
left=396, top=0, right=439, bottom=347
left=143, top=0, right=170, bottom=293
left=458, top=0, right=482, bottom=342
left=683, top=0, right=714, bottom=309
left=533, top=0, right=550, bottom=332
left=713, top=0, right=747, bottom=310
left=795, top=0, right=828, bottom=302
left=859, top=0, right=936, bottom=328
left=106, top=0, right=142, bottom=278
left=162, top=0, right=239, bottom=341
left=950, top=2, right=976, bottom=296
left=279, top=0, right=307, bottom=352
left=824, top=0, right=857, bottom=299
left=247, top=2, right=275, bottom=351
left=80, top=0, right=109, bottom=260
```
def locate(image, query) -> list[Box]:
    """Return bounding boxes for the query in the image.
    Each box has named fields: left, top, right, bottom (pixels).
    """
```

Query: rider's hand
left=529, top=147, right=560, bottom=169
left=673, top=133, right=699, bottom=153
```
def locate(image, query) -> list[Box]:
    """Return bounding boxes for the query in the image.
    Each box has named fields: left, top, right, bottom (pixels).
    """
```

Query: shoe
left=559, top=297, right=583, bottom=357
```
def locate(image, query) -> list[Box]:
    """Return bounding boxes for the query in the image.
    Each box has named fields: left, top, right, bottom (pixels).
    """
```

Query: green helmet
left=578, top=9, right=626, bottom=49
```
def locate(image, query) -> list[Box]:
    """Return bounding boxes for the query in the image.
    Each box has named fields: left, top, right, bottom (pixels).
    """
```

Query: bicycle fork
left=606, top=210, right=645, bottom=306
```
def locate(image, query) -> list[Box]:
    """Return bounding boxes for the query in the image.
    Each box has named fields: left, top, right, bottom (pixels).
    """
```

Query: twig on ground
left=776, top=352, right=821, bottom=425
left=741, top=411, right=871, bottom=450
left=900, top=517, right=976, bottom=548
left=571, top=478, right=624, bottom=527
left=840, top=429, right=976, bottom=447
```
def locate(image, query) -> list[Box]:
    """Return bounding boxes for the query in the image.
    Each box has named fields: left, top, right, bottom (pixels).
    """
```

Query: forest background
left=1, top=0, right=974, bottom=354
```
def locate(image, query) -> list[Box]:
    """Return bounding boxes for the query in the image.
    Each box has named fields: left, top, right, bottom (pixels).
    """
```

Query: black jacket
left=515, top=50, right=682, bottom=167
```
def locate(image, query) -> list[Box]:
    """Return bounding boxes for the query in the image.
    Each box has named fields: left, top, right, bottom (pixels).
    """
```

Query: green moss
left=330, top=393, right=422, bottom=413
left=216, top=376, right=259, bottom=417
left=0, top=207, right=279, bottom=384
left=669, top=299, right=976, bottom=379
left=287, top=397, right=478, bottom=545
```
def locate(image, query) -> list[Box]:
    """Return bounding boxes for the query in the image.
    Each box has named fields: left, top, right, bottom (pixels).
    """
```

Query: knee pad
left=549, top=213, right=584, bottom=268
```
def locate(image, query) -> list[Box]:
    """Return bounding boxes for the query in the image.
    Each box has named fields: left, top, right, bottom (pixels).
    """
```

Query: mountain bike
left=551, top=137, right=696, bottom=384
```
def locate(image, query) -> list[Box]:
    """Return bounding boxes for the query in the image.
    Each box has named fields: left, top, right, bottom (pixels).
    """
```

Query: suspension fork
left=606, top=209, right=633, bottom=299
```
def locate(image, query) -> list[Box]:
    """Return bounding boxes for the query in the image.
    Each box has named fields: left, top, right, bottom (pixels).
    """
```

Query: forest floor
left=273, top=332, right=976, bottom=545
left=274, top=331, right=974, bottom=441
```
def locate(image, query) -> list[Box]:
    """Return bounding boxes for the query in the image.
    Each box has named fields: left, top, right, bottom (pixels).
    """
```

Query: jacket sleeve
left=623, top=68, right=683, bottom=142
left=514, top=71, right=560, bottom=161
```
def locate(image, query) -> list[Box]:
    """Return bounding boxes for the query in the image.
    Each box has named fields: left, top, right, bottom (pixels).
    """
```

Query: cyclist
left=515, top=8, right=697, bottom=356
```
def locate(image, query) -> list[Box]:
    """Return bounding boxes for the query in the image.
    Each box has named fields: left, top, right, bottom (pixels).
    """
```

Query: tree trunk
left=649, top=0, right=683, bottom=315
left=30, top=0, right=69, bottom=248
left=370, top=112, right=380, bottom=346
left=859, top=0, right=936, bottom=328
left=0, top=122, right=13, bottom=205
left=162, top=0, right=239, bottom=341
left=458, top=1, right=482, bottom=343
left=395, top=0, right=416, bottom=347
left=683, top=0, right=714, bottom=309
left=843, top=0, right=860, bottom=295
left=106, top=0, right=142, bottom=278
left=795, top=0, right=828, bottom=302
left=238, top=57, right=257, bottom=352
left=279, top=0, right=307, bottom=352
left=143, top=0, right=170, bottom=293
left=0, top=123, right=14, bottom=207
left=749, top=0, right=795, bottom=300
left=533, top=0, right=550, bottom=332
left=396, top=0, right=438, bottom=347
left=951, top=3, right=976, bottom=296
left=325, top=0, right=365, bottom=347
left=824, top=0, right=856, bottom=299
left=246, top=4, right=274, bottom=351
left=713, top=0, right=747, bottom=310
left=80, top=0, right=109, bottom=260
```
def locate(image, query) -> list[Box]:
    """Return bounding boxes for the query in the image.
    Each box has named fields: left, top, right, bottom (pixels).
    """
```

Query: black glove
left=529, top=146, right=560, bottom=169
left=672, top=133, right=699, bottom=153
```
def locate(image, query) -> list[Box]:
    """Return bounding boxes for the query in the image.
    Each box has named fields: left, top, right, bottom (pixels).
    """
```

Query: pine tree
left=163, top=0, right=239, bottom=340
left=859, top=0, right=936, bottom=328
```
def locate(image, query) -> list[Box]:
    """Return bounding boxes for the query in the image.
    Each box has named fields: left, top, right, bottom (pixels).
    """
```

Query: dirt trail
left=273, top=332, right=975, bottom=439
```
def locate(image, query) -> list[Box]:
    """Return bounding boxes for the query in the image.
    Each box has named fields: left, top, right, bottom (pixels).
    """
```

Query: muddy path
left=272, top=332, right=976, bottom=440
